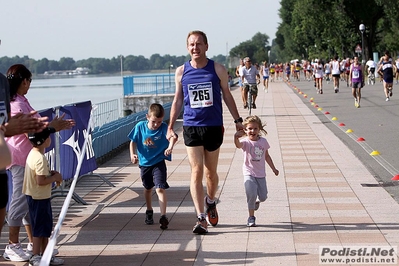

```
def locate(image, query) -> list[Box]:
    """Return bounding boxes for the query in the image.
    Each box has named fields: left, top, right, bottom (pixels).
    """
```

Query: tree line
left=0, top=53, right=238, bottom=76
left=0, top=54, right=189, bottom=75
left=273, top=0, right=399, bottom=63
left=0, top=32, right=274, bottom=76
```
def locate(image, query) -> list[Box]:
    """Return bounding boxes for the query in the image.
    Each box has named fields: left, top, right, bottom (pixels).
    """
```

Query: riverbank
left=35, top=69, right=171, bottom=79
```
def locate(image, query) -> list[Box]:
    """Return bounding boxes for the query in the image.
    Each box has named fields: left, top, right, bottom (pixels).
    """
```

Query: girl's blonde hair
left=243, top=115, right=268, bottom=135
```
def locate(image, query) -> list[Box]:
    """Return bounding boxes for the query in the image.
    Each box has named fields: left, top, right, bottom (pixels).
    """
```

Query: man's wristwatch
left=234, top=117, right=243, bottom=124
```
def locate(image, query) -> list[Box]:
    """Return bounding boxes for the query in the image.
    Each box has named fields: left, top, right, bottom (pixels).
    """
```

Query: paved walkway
left=2, top=80, right=399, bottom=265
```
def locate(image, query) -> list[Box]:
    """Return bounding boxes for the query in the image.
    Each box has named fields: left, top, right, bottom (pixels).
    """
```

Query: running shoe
left=50, top=256, right=64, bottom=265
left=390, top=89, right=393, bottom=97
left=193, top=217, right=208, bottom=234
left=386, top=97, right=390, bottom=102
left=26, top=243, right=59, bottom=257
left=159, top=215, right=169, bottom=230
left=255, top=200, right=260, bottom=211
left=354, top=100, right=358, bottom=108
left=252, top=103, right=256, bottom=109
left=29, top=254, right=41, bottom=266
left=145, top=210, right=154, bottom=225
left=247, top=216, right=256, bottom=227
left=334, top=87, right=339, bottom=93
left=205, top=197, right=218, bottom=226
left=3, top=243, right=31, bottom=262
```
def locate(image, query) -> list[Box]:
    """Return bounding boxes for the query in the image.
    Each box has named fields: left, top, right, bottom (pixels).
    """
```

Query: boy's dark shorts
left=0, top=173, right=8, bottom=209
left=139, top=160, right=170, bottom=190
left=26, top=196, right=52, bottom=238
left=183, top=126, right=224, bottom=152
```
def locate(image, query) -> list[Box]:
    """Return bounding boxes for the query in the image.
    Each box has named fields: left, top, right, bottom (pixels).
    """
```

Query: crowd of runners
left=235, top=51, right=399, bottom=108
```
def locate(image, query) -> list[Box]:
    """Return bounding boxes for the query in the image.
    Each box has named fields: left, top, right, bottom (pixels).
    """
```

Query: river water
left=27, top=75, right=124, bottom=111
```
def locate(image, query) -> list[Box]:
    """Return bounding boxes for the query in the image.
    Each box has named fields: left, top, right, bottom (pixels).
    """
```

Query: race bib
left=188, top=82, right=213, bottom=108
left=353, top=69, right=359, bottom=78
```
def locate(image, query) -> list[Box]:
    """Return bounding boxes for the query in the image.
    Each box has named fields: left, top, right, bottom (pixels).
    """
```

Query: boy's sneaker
left=255, top=200, right=260, bottom=211
left=26, top=242, right=33, bottom=256
left=26, top=243, right=59, bottom=257
left=247, top=216, right=256, bottom=227
left=29, top=254, right=41, bottom=266
left=3, top=243, right=31, bottom=261
left=50, top=256, right=64, bottom=265
left=145, top=210, right=154, bottom=225
left=193, top=217, right=208, bottom=234
left=159, top=215, right=169, bottom=230
left=205, top=196, right=218, bottom=226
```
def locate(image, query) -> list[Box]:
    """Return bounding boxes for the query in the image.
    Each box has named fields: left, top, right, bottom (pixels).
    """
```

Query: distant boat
left=43, top=67, right=90, bottom=76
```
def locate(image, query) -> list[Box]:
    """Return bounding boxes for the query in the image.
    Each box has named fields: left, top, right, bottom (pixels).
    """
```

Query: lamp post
left=359, top=24, right=365, bottom=64
left=168, top=64, right=173, bottom=87
left=120, top=55, right=123, bottom=77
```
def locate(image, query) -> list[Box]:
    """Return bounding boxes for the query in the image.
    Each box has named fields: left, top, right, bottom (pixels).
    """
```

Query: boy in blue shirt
left=128, top=103, right=178, bottom=229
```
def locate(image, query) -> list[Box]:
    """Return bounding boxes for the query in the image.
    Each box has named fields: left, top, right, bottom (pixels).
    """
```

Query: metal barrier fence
left=92, top=99, right=120, bottom=129
left=123, top=74, right=175, bottom=96
left=91, top=102, right=172, bottom=160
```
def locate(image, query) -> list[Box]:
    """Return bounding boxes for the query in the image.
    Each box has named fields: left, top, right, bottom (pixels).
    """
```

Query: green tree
left=149, top=54, right=165, bottom=70
left=59, top=57, right=76, bottom=70
left=48, top=60, right=60, bottom=71
left=35, top=58, right=49, bottom=74
left=229, top=33, right=270, bottom=64
left=276, top=0, right=399, bottom=62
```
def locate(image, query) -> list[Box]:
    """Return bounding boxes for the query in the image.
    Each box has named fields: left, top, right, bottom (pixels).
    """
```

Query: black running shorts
left=183, top=126, right=224, bottom=152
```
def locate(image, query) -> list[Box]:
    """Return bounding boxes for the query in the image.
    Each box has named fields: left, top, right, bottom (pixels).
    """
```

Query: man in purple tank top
left=349, top=57, right=364, bottom=108
left=167, top=30, right=244, bottom=234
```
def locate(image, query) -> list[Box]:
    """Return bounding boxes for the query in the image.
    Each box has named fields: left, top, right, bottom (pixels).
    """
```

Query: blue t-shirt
left=181, top=59, right=223, bottom=126
left=127, top=121, right=171, bottom=167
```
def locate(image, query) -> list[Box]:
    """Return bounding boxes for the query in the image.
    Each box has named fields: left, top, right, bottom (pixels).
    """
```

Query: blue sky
left=0, top=0, right=281, bottom=60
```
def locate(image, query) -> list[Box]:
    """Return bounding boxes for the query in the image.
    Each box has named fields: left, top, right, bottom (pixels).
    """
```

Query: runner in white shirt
left=366, top=58, right=377, bottom=85
left=330, top=55, right=341, bottom=93
left=236, top=59, right=246, bottom=108
left=314, top=59, right=324, bottom=94
left=324, top=60, right=331, bottom=84
left=260, top=61, right=270, bottom=92
left=366, top=58, right=377, bottom=74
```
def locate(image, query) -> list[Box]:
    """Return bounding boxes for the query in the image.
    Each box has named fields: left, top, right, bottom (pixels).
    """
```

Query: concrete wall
left=122, top=94, right=175, bottom=115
